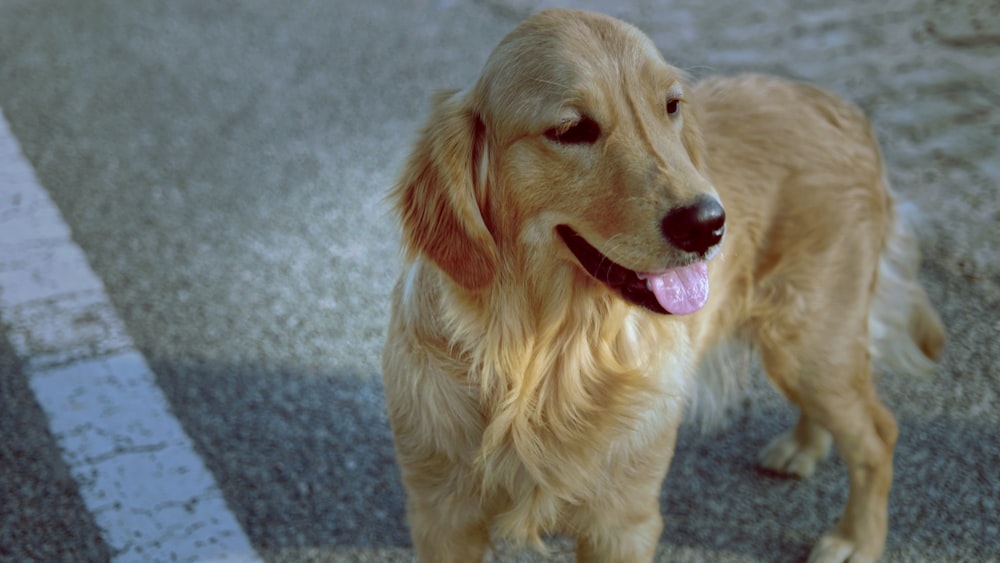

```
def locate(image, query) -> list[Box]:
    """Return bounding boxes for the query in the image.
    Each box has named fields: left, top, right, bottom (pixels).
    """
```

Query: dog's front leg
left=575, top=498, right=663, bottom=563
left=572, top=420, right=680, bottom=563
left=406, top=492, right=490, bottom=563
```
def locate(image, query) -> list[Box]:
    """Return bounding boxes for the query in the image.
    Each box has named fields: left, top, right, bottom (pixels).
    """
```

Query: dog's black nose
left=661, top=196, right=726, bottom=254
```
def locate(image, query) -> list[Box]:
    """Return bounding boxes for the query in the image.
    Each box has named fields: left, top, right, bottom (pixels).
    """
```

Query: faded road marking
left=0, top=108, right=262, bottom=562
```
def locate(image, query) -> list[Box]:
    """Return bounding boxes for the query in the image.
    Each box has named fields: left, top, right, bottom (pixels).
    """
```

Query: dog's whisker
left=598, top=232, right=632, bottom=270
left=682, top=65, right=716, bottom=79
left=529, top=76, right=570, bottom=90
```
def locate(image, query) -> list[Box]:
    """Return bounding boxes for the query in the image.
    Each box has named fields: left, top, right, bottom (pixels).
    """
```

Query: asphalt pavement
left=0, top=0, right=998, bottom=561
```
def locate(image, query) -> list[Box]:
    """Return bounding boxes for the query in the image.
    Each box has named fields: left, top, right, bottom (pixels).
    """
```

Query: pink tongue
left=638, top=262, right=709, bottom=315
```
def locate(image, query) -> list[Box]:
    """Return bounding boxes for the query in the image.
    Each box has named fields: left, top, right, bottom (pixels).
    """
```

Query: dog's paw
left=807, top=534, right=878, bottom=563
left=758, top=429, right=830, bottom=478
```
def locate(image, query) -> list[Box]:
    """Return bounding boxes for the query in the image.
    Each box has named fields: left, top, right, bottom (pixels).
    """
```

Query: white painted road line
left=0, top=108, right=262, bottom=563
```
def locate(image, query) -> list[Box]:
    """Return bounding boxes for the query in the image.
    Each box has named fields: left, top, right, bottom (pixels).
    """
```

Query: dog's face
left=393, top=9, right=724, bottom=315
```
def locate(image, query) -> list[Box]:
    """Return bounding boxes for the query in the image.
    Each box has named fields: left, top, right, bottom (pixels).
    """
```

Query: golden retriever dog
left=382, top=9, right=944, bottom=562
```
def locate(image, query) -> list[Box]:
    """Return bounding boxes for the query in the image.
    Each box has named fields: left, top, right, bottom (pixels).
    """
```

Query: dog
left=382, top=9, right=944, bottom=562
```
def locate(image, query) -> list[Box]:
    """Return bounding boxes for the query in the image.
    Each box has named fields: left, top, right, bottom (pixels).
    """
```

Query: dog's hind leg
left=754, top=314, right=896, bottom=563
left=759, top=410, right=833, bottom=479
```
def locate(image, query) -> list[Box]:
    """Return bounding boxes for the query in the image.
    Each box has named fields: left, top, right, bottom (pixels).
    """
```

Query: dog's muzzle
left=557, top=211, right=719, bottom=316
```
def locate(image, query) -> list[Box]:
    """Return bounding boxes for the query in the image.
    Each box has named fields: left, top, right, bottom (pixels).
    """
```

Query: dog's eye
left=666, top=99, right=681, bottom=116
left=544, top=116, right=601, bottom=145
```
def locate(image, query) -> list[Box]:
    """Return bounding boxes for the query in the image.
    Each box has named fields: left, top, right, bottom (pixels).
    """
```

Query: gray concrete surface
left=0, top=0, right=997, bottom=561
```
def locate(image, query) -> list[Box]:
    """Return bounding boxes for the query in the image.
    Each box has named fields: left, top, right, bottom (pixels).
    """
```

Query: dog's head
left=391, top=9, right=724, bottom=315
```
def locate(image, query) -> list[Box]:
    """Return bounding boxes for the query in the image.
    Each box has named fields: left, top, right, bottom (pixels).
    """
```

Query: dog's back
left=693, top=74, right=944, bottom=372
left=688, top=75, right=944, bottom=422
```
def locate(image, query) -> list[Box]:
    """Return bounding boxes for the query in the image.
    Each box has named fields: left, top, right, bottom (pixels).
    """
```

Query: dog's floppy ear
left=391, top=90, right=498, bottom=290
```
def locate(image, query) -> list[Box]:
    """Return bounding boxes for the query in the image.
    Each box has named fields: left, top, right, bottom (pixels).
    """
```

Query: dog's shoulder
left=694, top=74, right=873, bottom=147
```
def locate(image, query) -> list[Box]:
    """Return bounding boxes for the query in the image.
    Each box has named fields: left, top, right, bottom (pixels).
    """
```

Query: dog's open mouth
left=556, top=225, right=709, bottom=315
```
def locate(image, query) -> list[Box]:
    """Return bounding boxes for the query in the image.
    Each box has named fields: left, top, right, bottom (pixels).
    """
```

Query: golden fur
left=382, top=9, right=945, bottom=563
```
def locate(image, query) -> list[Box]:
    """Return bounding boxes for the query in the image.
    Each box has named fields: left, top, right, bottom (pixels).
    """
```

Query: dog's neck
left=429, top=256, right=684, bottom=540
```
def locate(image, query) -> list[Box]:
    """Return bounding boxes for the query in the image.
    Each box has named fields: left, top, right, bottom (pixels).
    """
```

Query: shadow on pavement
left=145, top=260, right=999, bottom=562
